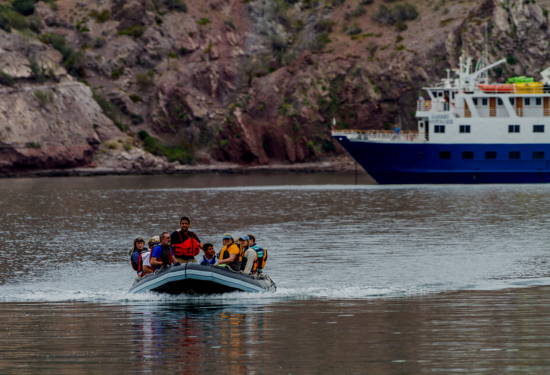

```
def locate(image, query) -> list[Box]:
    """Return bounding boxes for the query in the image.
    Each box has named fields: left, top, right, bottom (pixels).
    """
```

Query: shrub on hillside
left=12, top=0, right=36, bottom=16
left=0, top=5, right=28, bottom=31
left=165, top=0, right=187, bottom=12
left=138, top=130, right=193, bottom=163
left=372, top=3, right=418, bottom=26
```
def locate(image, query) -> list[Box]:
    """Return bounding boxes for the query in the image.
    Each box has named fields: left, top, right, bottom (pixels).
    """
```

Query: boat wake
left=1, top=262, right=550, bottom=304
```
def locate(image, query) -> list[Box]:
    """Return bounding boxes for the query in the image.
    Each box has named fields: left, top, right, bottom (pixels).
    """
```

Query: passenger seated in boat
left=247, top=234, right=268, bottom=274
left=237, top=235, right=254, bottom=274
left=217, top=233, right=241, bottom=271
left=150, top=232, right=176, bottom=270
left=130, top=237, right=152, bottom=277
left=171, top=216, right=202, bottom=264
left=200, top=243, right=217, bottom=266
left=140, top=236, right=159, bottom=276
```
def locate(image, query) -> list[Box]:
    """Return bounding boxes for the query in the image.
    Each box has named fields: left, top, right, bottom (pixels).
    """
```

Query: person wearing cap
left=238, top=235, right=258, bottom=275
left=217, top=233, right=241, bottom=271
left=246, top=234, right=268, bottom=274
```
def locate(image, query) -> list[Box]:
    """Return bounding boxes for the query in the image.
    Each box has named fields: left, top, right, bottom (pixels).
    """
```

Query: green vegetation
left=92, top=91, right=128, bottom=131
left=33, top=89, right=52, bottom=108
left=12, top=0, right=36, bottom=16
left=347, top=24, right=362, bottom=36
left=135, top=70, right=155, bottom=91
left=0, top=5, right=28, bottom=31
left=138, top=130, right=193, bottom=163
left=29, top=57, right=54, bottom=82
left=40, top=33, right=86, bottom=77
left=0, top=70, right=14, bottom=86
left=314, top=18, right=334, bottom=33
left=89, top=9, right=111, bottom=23
left=311, top=32, right=331, bottom=51
left=345, top=5, right=366, bottom=19
left=506, top=54, right=518, bottom=65
left=129, top=94, right=142, bottom=103
left=197, top=17, right=210, bottom=26
left=111, top=66, right=124, bottom=79
left=118, top=25, right=146, bottom=38
left=372, top=3, right=418, bottom=30
left=165, top=0, right=187, bottom=12
left=25, top=141, right=41, bottom=148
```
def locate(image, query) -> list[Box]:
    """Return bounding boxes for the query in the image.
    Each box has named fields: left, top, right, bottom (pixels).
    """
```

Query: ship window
left=509, top=151, right=521, bottom=160
left=510, top=98, right=515, bottom=105
left=462, top=151, right=473, bottom=160
left=525, top=98, right=531, bottom=106
left=434, top=125, right=445, bottom=133
left=536, top=98, right=542, bottom=105
left=417, top=152, right=424, bottom=160
left=508, top=125, right=520, bottom=133
left=482, top=98, right=488, bottom=106
left=497, top=98, right=503, bottom=105
left=473, top=98, right=478, bottom=105
left=485, top=151, right=497, bottom=159
left=533, top=125, right=545, bottom=133
left=439, top=151, right=451, bottom=159
left=533, top=151, right=545, bottom=159
left=459, top=125, right=471, bottom=133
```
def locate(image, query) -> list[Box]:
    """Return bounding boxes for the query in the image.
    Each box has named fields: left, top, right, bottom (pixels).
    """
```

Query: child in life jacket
left=130, top=237, right=153, bottom=277
left=200, top=243, right=217, bottom=265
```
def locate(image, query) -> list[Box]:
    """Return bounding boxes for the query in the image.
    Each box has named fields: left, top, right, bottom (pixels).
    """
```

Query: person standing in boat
left=150, top=232, right=176, bottom=269
left=217, top=233, right=241, bottom=271
left=200, top=243, right=217, bottom=266
left=170, top=216, right=202, bottom=264
left=243, top=234, right=268, bottom=275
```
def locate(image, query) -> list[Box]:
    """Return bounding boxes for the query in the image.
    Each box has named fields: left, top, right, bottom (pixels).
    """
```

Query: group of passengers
left=130, top=216, right=268, bottom=278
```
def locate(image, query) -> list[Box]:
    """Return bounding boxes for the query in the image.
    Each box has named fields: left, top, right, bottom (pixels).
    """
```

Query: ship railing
left=332, top=129, right=423, bottom=142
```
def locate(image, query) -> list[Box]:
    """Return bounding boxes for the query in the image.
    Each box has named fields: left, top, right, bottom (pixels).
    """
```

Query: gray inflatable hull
left=129, top=263, right=276, bottom=295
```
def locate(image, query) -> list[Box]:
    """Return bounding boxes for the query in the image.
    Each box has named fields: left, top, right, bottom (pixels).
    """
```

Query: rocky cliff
left=0, top=0, right=549, bottom=174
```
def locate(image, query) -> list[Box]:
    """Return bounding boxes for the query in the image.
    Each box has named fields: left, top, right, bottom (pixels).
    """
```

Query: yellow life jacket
left=219, top=243, right=242, bottom=269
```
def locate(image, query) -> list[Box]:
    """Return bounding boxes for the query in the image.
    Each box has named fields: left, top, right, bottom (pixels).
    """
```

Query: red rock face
left=1, top=0, right=549, bottom=173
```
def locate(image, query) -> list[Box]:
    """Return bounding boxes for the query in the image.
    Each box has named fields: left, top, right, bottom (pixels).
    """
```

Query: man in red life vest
left=170, top=216, right=202, bottom=263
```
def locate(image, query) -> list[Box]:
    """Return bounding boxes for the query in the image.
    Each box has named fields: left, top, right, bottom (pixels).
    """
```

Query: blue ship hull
left=334, top=135, right=550, bottom=184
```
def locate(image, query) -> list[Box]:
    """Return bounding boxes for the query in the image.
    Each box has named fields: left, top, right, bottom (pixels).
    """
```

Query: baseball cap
left=222, top=233, right=233, bottom=240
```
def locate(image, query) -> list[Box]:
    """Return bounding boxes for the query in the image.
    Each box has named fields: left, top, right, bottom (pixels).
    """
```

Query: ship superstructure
left=332, top=56, right=550, bottom=183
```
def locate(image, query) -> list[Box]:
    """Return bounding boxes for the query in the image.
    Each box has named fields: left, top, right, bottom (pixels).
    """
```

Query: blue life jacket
left=130, top=250, right=142, bottom=273
left=200, top=255, right=217, bottom=265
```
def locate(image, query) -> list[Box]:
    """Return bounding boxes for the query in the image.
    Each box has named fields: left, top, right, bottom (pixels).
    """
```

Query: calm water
left=1, top=173, right=550, bottom=374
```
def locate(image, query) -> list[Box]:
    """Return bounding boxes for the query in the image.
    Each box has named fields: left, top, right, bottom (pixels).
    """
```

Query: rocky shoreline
left=0, top=155, right=368, bottom=179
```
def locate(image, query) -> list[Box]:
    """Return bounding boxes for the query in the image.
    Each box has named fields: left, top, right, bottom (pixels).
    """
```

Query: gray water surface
left=1, top=173, right=550, bottom=374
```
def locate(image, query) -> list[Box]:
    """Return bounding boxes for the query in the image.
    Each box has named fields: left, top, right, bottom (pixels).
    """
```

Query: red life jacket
left=173, top=231, right=200, bottom=257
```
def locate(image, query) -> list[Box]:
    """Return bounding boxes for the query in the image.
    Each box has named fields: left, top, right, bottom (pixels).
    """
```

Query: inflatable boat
left=129, top=263, right=276, bottom=295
